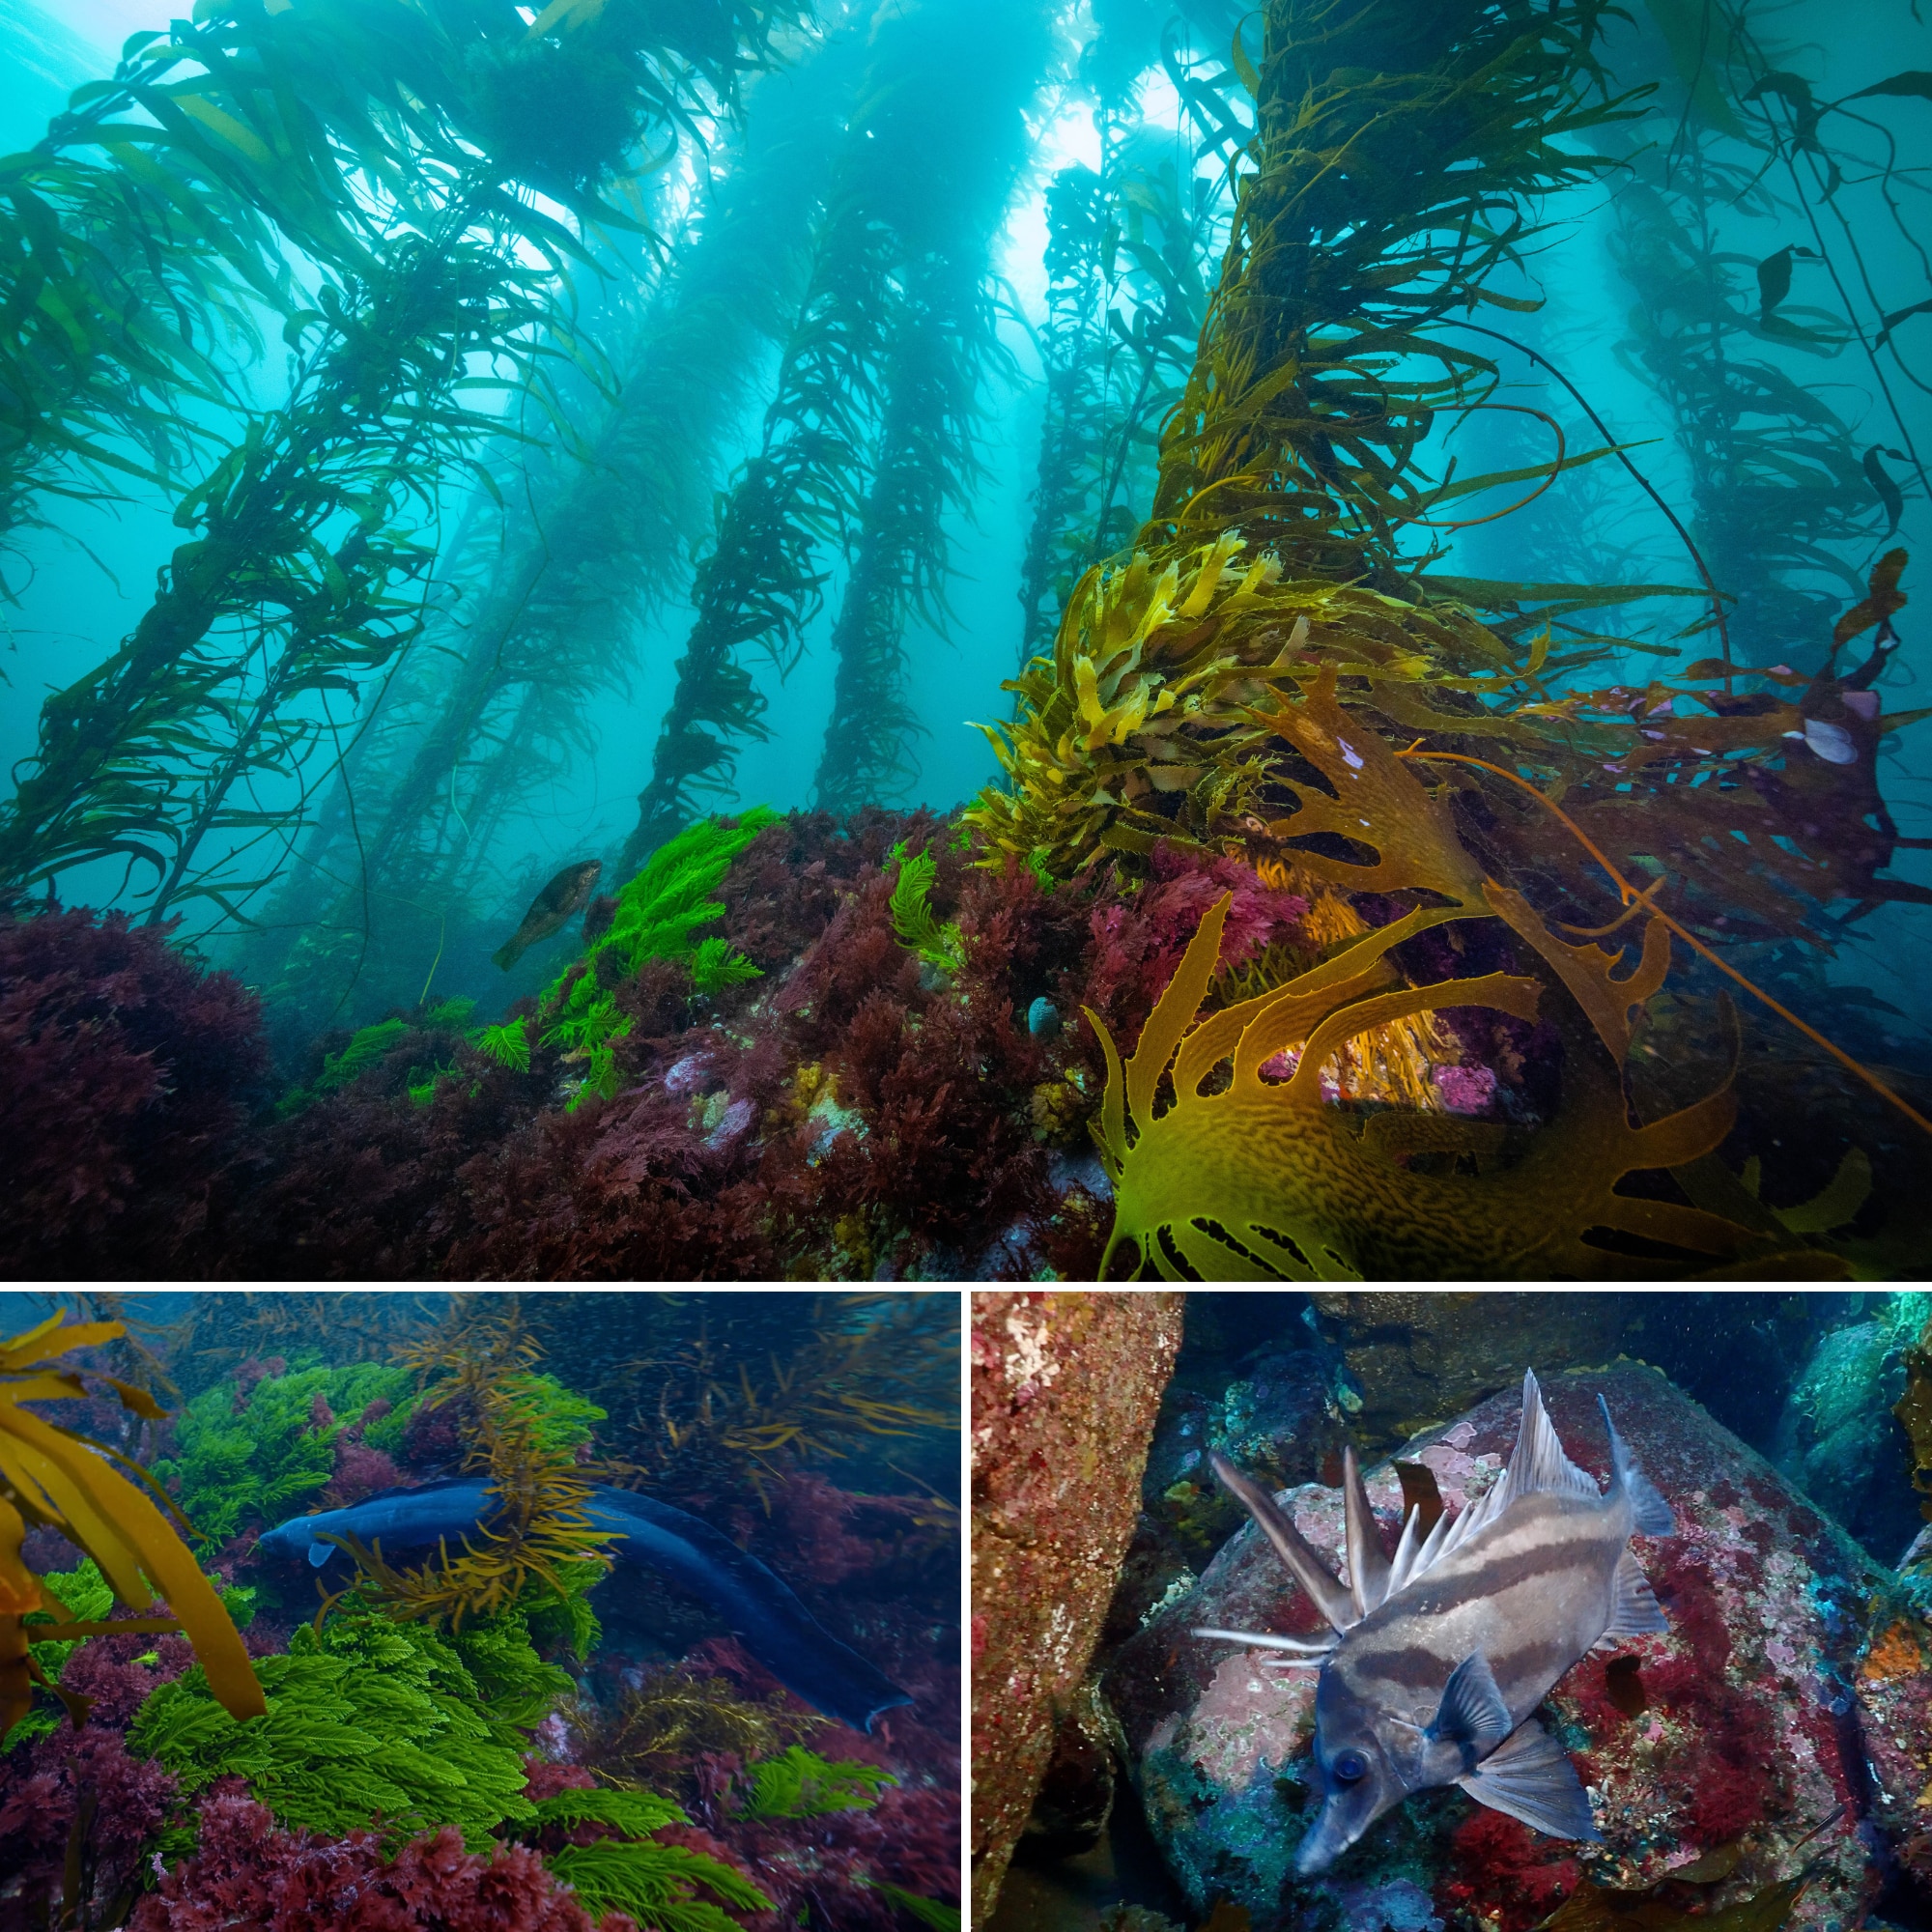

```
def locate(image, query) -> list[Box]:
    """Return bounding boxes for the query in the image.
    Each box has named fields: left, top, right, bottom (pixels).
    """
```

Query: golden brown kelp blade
left=1087, top=889, right=1772, bottom=1282
left=0, top=1311, right=265, bottom=1730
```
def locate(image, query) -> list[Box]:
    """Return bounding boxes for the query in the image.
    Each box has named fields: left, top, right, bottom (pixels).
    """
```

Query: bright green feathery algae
left=127, top=1608, right=564, bottom=1850
left=149, top=1360, right=420, bottom=1548
left=539, top=810, right=777, bottom=1108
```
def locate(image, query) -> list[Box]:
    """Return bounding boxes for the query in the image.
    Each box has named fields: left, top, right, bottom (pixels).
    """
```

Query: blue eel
left=255, top=1476, right=912, bottom=1733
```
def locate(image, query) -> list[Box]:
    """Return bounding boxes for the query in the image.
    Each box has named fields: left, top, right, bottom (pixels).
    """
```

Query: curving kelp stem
left=1143, top=0, right=1638, bottom=582
left=1400, top=747, right=1932, bottom=1140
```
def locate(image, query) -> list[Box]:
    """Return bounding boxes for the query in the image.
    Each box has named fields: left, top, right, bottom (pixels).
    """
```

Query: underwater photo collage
left=5, top=1287, right=1932, bottom=1931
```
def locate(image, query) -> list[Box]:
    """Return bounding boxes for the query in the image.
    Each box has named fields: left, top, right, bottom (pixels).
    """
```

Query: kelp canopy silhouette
left=0, top=0, right=790, bottom=924
left=244, top=26, right=871, bottom=1035
left=623, top=0, right=1049, bottom=865
left=1015, top=1, right=1242, bottom=668
left=968, top=0, right=1931, bottom=1278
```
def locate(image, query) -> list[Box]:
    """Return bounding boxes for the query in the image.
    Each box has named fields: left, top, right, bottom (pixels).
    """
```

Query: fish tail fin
left=493, top=940, right=522, bottom=972
left=1598, top=1394, right=1675, bottom=1535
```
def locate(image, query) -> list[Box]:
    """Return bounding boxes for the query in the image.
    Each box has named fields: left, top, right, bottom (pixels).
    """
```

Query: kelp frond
left=1090, top=886, right=1770, bottom=1282
left=0, top=1311, right=265, bottom=1733
left=1084, top=671, right=1873, bottom=1280
left=618, top=1295, right=958, bottom=1506
left=352, top=1305, right=616, bottom=1630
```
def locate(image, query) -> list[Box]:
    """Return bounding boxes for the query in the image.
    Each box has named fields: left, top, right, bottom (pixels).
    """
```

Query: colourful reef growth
left=0, top=1306, right=959, bottom=1932
left=1107, top=1363, right=1921, bottom=1932
left=5, top=737, right=1926, bottom=1279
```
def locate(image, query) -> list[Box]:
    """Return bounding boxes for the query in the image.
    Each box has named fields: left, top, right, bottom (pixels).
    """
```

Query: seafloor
left=3, top=800, right=1926, bottom=1282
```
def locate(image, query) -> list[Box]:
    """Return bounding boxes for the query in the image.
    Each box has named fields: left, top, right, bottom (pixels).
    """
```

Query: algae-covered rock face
left=1108, top=1363, right=1928, bottom=1932
left=1772, top=1294, right=1930, bottom=1568
left=1306, top=1293, right=1636, bottom=1449
left=971, top=1291, right=1187, bottom=1920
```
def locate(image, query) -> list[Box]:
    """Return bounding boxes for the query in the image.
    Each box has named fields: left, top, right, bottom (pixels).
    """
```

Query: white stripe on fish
left=1195, top=1370, right=1675, bottom=1874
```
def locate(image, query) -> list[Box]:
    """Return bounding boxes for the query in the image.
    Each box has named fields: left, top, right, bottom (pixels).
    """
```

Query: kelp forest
left=1, top=0, right=1929, bottom=1280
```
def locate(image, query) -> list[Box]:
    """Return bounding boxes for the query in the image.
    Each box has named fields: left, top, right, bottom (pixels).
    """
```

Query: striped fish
left=1196, top=1370, right=1676, bottom=1875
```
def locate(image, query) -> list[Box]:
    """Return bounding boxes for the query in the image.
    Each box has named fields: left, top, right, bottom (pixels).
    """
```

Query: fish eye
left=1330, top=1748, right=1368, bottom=1784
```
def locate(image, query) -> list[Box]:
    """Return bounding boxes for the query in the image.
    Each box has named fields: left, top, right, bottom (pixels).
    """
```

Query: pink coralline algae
left=324, top=1435, right=405, bottom=1509
left=1432, top=1063, right=1498, bottom=1115
left=0, top=1724, right=182, bottom=1918
left=1108, top=1363, right=1926, bottom=1932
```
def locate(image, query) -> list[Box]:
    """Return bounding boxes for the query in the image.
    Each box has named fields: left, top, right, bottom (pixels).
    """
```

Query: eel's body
left=257, top=1475, right=912, bottom=1733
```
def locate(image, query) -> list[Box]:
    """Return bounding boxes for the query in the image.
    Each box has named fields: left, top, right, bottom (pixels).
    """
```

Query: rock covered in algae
left=1107, top=1363, right=1925, bottom=1932
left=971, top=1290, right=1185, bottom=1918
left=1771, top=1293, right=1929, bottom=1570
left=1306, top=1291, right=1635, bottom=1449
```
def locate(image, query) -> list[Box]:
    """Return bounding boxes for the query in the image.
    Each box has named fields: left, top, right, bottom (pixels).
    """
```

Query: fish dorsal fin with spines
left=1385, top=1470, right=1506, bottom=1595
left=1383, top=1372, right=1589, bottom=1598
left=1494, top=1369, right=1601, bottom=1512
left=1209, top=1451, right=1357, bottom=1634
left=1343, top=1444, right=1392, bottom=1618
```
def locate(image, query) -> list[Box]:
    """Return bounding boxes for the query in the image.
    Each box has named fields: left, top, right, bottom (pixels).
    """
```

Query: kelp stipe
left=0, top=0, right=792, bottom=926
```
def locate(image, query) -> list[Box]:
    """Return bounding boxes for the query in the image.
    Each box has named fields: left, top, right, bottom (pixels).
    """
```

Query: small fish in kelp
left=493, top=859, right=602, bottom=970
left=1195, top=1370, right=1676, bottom=1874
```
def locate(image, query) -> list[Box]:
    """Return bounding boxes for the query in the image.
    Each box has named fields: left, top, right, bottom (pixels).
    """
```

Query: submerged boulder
left=1107, top=1362, right=1930, bottom=1932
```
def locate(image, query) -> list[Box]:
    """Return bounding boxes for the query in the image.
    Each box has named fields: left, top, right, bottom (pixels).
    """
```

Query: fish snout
left=1294, top=1792, right=1380, bottom=1876
left=1294, top=1747, right=1401, bottom=1876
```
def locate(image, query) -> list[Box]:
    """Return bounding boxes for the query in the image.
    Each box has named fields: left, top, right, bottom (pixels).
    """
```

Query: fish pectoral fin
left=306, top=1542, right=334, bottom=1567
left=1426, top=1651, right=1513, bottom=1757
left=1599, top=1549, right=1669, bottom=1642
left=1457, top=1718, right=1602, bottom=1843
